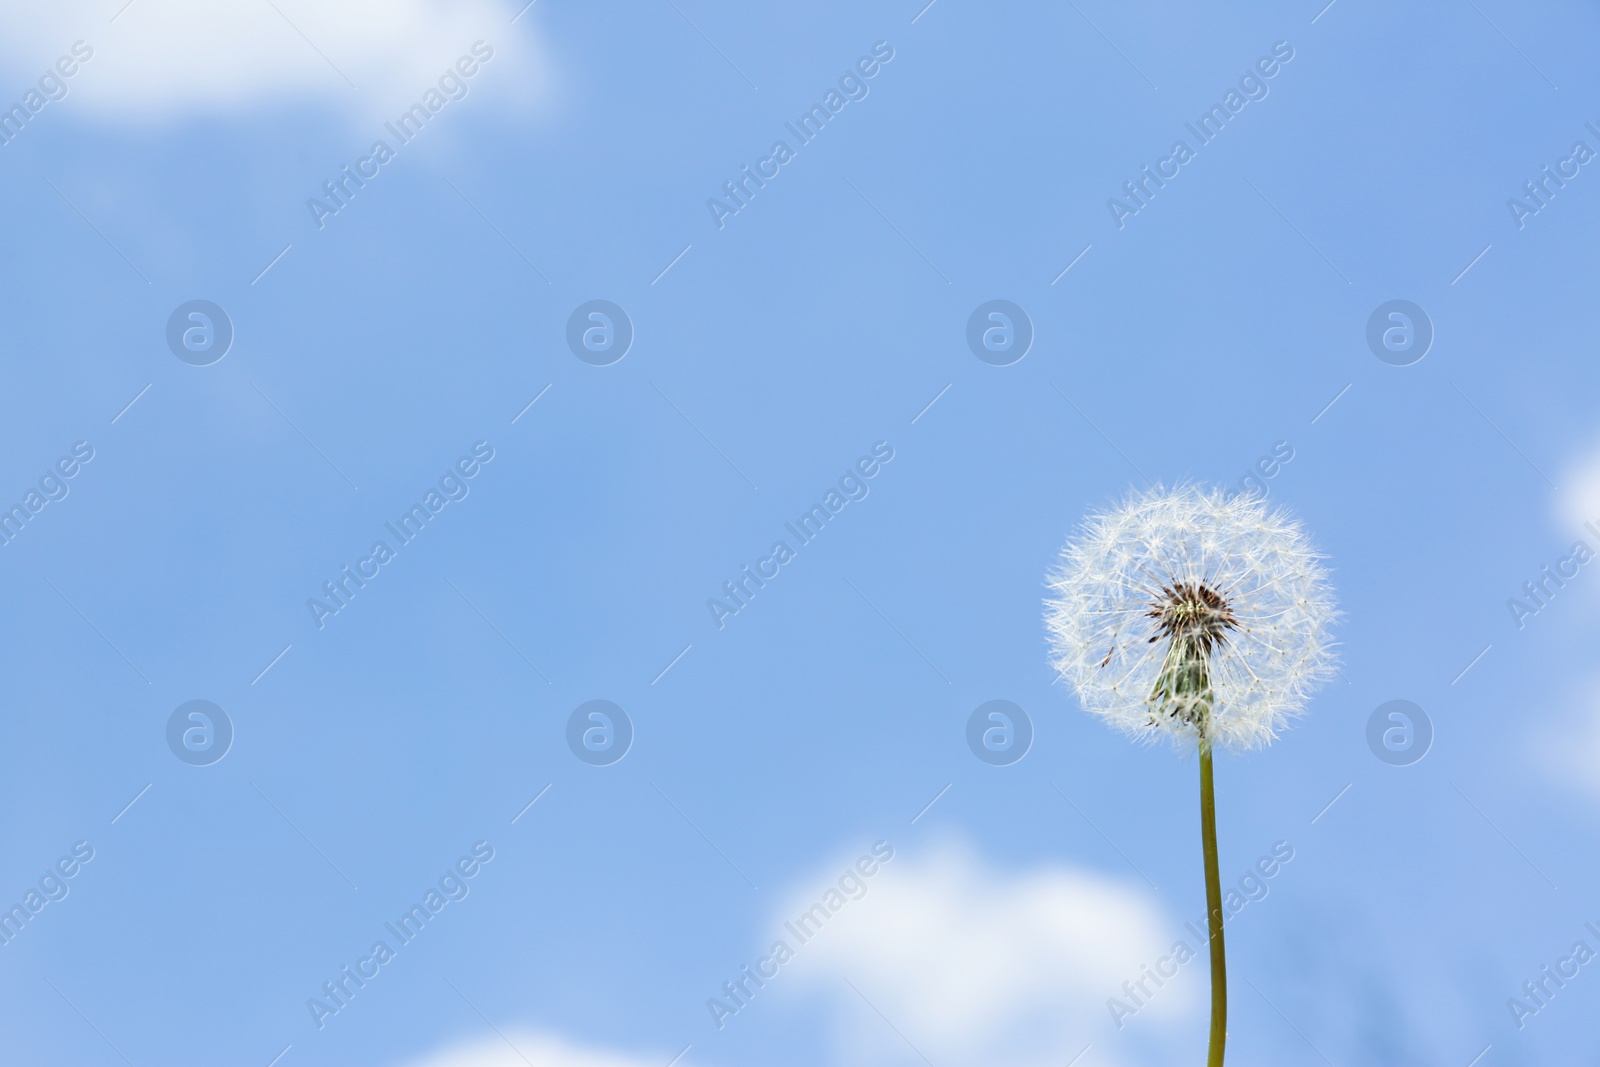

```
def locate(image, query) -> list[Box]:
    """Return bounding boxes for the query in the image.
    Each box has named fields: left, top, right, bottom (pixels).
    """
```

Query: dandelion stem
left=1200, top=741, right=1227, bottom=1066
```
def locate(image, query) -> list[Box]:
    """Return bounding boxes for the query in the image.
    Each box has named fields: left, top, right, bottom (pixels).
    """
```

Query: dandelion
left=1044, top=485, right=1336, bottom=1066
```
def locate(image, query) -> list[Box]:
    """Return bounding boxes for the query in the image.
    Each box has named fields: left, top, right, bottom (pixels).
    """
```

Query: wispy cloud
left=774, top=840, right=1190, bottom=1063
left=391, top=1031, right=664, bottom=1067
left=1558, top=436, right=1600, bottom=536
left=0, top=1, right=547, bottom=121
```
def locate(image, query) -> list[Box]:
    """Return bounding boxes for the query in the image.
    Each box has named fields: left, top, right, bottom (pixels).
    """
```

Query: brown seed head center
left=1147, top=581, right=1238, bottom=654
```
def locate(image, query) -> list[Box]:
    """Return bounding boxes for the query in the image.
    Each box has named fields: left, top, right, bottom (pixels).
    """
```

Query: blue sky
left=2, top=1, right=1599, bottom=1065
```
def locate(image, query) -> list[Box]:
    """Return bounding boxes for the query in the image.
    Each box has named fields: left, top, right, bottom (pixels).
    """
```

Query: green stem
left=1200, top=743, right=1227, bottom=1067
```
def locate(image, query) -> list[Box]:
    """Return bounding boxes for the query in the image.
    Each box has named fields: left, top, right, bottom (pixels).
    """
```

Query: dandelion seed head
left=1044, top=484, right=1337, bottom=751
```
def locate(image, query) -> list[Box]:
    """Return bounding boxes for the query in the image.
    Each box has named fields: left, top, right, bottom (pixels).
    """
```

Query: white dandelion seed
left=1044, top=484, right=1337, bottom=751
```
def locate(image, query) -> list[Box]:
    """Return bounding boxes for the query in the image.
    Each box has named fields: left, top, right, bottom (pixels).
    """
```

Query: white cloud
left=0, top=0, right=546, bottom=122
left=769, top=840, right=1193, bottom=1066
left=392, top=1032, right=661, bottom=1067
left=1557, top=437, right=1600, bottom=535
left=1521, top=444, right=1600, bottom=797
